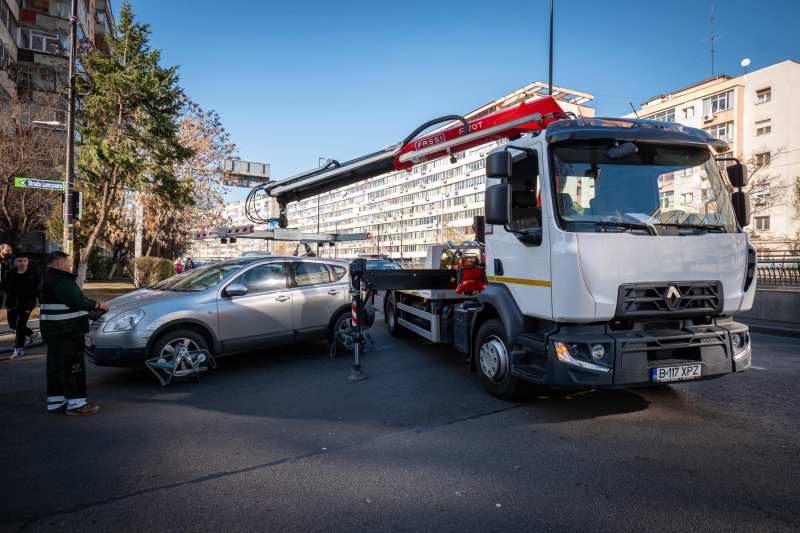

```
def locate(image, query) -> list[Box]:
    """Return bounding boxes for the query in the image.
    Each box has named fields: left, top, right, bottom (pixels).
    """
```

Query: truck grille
left=615, top=281, right=722, bottom=318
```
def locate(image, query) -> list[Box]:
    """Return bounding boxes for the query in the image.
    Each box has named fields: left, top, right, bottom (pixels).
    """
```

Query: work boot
left=65, top=404, right=100, bottom=416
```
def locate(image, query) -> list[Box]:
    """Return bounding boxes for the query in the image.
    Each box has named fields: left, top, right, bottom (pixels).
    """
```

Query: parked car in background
left=85, top=257, right=354, bottom=366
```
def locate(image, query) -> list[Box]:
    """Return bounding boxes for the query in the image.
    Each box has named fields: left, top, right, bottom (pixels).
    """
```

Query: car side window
left=293, top=262, right=331, bottom=287
left=329, top=265, right=347, bottom=281
left=238, top=263, right=287, bottom=294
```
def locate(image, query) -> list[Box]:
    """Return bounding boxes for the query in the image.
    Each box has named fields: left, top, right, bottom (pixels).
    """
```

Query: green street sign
left=14, top=177, right=65, bottom=191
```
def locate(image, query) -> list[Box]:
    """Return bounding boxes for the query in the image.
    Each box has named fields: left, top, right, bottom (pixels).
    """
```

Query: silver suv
left=85, top=257, right=353, bottom=366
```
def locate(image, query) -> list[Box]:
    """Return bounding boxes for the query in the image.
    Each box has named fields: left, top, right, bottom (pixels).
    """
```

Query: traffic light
left=64, top=191, right=81, bottom=222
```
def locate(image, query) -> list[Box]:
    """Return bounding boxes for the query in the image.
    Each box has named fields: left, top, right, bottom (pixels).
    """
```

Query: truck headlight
left=554, top=342, right=611, bottom=373
left=103, top=309, right=145, bottom=332
left=731, top=331, right=750, bottom=359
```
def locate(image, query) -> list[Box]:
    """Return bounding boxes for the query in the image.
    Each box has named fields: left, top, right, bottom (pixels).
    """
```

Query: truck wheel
left=475, top=319, right=525, bottom=401
left=385, top=298, right=404, bottom=337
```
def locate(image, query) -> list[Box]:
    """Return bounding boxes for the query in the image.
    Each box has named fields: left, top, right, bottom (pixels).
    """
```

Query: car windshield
left=152, top=262, right=247, bottom=291
left=550, top=141, right=737, bottom=234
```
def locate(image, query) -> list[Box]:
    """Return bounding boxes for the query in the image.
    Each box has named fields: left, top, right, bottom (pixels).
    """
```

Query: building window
left=659, top=191, right=673, bottom=209
left=681, top=192, right=694, bottom=205
left=18, top=28, right=68, bottom=55
left=683, top=106, right=695, bottom=119
left=647, top=107, right=676, bottom=122
left=753, top=185, right=770, bottom=206
left=754, top=216, right=770, bottom=231
left=0, top=38, right=11, bottom=70
left=755, top=119, right=771, bottom=136
left=754, top=152, right=771, bottom=167
left=1, top=0, right=17, bottom=37
left=705, top=121, right=733, bottom=142
left=755, top=88, right=771, bottom=104
left=702, top=89, right=734, bottom=115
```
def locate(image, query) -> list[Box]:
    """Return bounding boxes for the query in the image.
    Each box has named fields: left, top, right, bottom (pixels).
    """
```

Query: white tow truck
left=255, top=97, right=756, bottom=399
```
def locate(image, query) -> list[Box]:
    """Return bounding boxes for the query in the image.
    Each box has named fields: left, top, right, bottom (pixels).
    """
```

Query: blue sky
left=122, top=0, right=799, bottom=202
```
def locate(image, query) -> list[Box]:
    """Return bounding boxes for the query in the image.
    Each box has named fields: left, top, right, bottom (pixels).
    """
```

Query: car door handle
left=328, top=290, right=339, bottom=295
left=275, top=295, right=290, bottom=302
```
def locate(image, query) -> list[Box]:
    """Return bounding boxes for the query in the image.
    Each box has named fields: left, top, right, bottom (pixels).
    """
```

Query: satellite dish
left=740, top=58, right=751, bottom=68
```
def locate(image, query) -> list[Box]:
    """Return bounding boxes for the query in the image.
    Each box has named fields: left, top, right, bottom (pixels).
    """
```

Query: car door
left=217, top=262, right=294, bottom=352
left=290, top=261, right=345, bottom=338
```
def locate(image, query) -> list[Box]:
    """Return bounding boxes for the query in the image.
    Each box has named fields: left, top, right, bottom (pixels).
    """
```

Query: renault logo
left=665, top=285, right=682, bottom=310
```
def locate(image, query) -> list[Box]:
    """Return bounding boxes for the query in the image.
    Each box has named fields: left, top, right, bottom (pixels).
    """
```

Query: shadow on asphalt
left=88, top=332, right=653, bottom=426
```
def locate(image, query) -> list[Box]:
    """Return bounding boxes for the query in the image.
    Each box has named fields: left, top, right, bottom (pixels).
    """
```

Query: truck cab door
left=485, top=146, right=552, bottom=320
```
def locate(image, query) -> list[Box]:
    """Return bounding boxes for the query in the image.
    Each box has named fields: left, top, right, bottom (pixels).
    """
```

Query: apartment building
left=0, top=0, right=113, bottom=113
left=627, top=60, right=800, bottom=246
left=192, top=83, right=595, bottom=261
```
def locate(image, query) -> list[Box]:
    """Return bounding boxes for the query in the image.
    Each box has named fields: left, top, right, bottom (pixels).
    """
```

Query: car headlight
left=103, top=309, right=145, bottom=332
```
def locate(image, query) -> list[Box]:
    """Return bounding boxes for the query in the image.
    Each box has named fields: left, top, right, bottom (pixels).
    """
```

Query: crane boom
left=263, top=97, right=567, bottom=226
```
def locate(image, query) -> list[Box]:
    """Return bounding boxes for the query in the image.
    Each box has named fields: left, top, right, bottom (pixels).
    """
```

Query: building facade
left=192, top=82, right=594, bottom=261
left=0, top=0, right=113, bottom=110
left=627, top=60, right=800, bottom=247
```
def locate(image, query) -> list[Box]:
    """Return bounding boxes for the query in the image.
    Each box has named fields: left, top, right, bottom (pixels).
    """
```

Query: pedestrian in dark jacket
left=40, top=251, right=108, bottom=416
left=0, top=243, right=12, bottom=308
left=2, top=252, right=40, bottom=359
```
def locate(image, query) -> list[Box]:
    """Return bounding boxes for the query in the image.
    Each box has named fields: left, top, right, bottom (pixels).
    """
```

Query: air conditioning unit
left=703, top=113, right=714, bottom=122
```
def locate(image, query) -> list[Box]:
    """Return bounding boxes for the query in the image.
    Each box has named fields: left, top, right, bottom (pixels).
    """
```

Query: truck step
left=511, top=364, right=546, bottom=383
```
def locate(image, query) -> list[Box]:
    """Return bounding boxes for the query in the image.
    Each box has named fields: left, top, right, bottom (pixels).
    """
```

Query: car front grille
left=615, top=281, right=722, bottom=319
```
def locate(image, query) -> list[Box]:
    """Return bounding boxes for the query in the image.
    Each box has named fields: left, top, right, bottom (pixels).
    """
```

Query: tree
left=141, top=100, right=234, bottom=256
left=74, top=3, right=191, bottom=283
left=0, top=98, right=66, bottom=247
left=739, top=147, right=792, bottom=243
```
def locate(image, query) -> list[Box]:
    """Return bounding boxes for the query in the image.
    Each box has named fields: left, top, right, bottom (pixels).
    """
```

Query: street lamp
left=63, top=0, right=78, bottom=257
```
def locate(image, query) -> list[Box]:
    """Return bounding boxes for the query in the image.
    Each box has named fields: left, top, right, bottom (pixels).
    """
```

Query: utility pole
left=63, top=0, right=78, bottom=257
left=548, top=0, right=554, bottom=95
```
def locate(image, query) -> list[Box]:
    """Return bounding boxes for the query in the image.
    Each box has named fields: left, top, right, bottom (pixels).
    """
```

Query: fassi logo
left=412, top=120, right=485, bottom=150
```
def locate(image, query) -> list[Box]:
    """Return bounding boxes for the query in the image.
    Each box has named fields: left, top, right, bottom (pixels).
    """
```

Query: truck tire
left=385, top=297, right=405, bottom=337
left=475, top=319, right=526, bottom=401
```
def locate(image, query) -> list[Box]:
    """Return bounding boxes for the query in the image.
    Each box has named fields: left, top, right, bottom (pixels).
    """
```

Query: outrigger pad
left=145, top=349, right=216, bottom=387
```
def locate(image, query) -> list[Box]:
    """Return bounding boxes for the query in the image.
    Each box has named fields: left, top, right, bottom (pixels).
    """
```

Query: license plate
left=652, top=363, right=702, bottom=382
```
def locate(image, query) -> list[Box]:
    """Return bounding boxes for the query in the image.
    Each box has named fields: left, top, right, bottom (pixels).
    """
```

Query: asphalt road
left=0, top=326, right=798, bottom=533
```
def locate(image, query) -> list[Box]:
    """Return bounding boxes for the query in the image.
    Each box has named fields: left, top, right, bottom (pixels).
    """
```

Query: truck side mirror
left=485, top=183, right=511, bottom=225
left=726, top=163, right=748, bottom=188
left=731, top=191, right=750, bottom=228
left=486, top=151, right=512, bottom=179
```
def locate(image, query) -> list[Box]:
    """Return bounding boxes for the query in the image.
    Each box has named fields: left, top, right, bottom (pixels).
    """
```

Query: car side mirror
left=727, top=163, right=748, bottom=188
left=731, top=191, right=750, bottom=228
left=485, top=183, right=511, bottom=225
left=486, top=151, right=512, bottom=179
left=224, top=283, right=248, bottom=297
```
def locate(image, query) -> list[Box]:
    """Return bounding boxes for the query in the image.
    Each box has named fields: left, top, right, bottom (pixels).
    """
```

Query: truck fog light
left=731, top=333, right=743, bottom=350
left=554, top=342, right=610, bottom=373
left=590, top=344, right=605, bottom=361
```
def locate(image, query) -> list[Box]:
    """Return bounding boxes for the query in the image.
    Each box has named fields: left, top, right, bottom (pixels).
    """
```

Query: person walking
left=185, top=257, right=194, bottom=270
left=0, top=244, right=12, bottom=308
left=175, top=258, right=183, bottom=274
left=40, top=252, right=108, bottom=416
left=2, top=253, right=40, bottom=359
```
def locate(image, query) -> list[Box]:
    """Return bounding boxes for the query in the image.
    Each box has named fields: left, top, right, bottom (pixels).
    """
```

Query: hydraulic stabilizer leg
left=347, top=259, right=368, bottom=382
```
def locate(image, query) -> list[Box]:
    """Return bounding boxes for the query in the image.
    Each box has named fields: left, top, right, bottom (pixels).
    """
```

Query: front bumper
left=515, top=321, right=751, bottom=389
left=84, top=325, right=150, bottom=367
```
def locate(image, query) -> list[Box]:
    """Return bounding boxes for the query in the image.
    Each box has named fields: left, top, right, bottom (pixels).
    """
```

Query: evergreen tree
left=75, top=2, right=191, bottom=283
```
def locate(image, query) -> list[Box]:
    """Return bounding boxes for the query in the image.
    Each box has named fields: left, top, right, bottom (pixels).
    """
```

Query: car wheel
left=150, top=329, right=209, bottom=364
left=475, top=319, right=526, bottom=401
left=331, top=312, right=362, bottom=352
left=385, top=297, right=404, bottom=337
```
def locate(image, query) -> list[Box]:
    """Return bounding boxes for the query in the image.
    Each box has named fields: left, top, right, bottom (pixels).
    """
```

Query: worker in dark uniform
left=39, top=252, right=108, bottom=416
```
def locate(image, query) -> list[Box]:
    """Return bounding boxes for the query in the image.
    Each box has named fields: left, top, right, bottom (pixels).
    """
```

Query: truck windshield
left=550, top=141, right=737, bottom=234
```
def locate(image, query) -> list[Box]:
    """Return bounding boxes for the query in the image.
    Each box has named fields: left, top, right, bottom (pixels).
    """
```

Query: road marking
left=751, top=365, right=767, bottom=370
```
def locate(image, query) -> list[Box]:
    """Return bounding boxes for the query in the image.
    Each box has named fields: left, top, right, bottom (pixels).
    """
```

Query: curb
left=0, top=320, right=40, bottom=336
left=743, top=320, right=800, bottom=339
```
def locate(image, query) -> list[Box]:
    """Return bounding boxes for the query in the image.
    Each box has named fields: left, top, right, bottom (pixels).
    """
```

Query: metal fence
left=756, top=247, right=800, bottom=289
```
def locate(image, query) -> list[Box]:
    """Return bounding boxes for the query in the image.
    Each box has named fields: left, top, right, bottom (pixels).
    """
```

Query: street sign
left=14, top=177, right=65, bottom=191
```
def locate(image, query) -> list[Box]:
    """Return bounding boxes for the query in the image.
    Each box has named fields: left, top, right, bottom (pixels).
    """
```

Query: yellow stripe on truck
left=486, top=275, right=551, bottom=287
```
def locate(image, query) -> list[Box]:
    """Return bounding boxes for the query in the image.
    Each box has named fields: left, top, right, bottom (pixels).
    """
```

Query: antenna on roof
left=740, top=58, right=751, bottom=74
left=548, top=0, right=555, bottom=95
left=709, top=0, right=716, bottom=77
left=629, top=102, right=639, bottom=118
